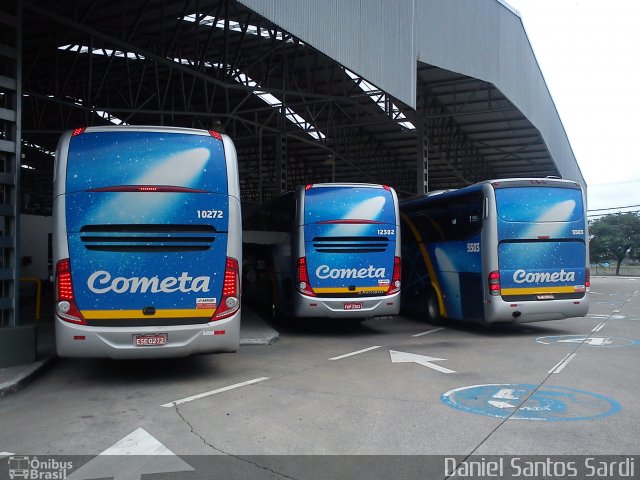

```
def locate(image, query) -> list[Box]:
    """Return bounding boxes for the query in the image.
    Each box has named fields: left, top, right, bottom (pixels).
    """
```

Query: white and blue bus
left=244, top=183, right=401, bottom=320
left=53, top=126, right=242, bottom=358
left=400, top=178, right=590, bottom=324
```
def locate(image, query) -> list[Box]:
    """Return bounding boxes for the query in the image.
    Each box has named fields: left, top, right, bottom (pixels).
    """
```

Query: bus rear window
left=304, top=186, right=395, bottom=225
left=66, top=131, right=228, bottom=193
left=496, top=187, right=583, bottom=223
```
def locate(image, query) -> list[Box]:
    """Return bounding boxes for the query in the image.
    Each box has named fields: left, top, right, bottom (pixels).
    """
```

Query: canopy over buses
left=2, top=1, right=592, bottom=365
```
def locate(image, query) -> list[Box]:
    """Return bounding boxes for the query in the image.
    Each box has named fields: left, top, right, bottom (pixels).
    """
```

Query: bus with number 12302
left=243, top=183, right=401, bottom=321
left=400, top=178, right=590, bottom=324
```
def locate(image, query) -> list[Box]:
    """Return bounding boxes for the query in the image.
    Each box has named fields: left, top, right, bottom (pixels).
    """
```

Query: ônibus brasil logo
left=7, top=456, right=73, bottom=480
left=315, top=264, right=386, bottom=280
left=513, top=269, right=576, bottom=284
left=87, top=271, right=211, bottom=294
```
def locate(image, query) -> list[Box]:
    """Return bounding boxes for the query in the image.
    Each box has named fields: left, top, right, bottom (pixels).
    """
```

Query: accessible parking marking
left=161, top=377, right=270, bottom=407
left=441, top=384, right=621, bottom=421
left=328, top=345, right=381, bottom=361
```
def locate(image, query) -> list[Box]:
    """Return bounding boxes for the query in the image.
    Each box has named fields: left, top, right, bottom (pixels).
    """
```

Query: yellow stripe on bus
left=399, top=212, right=448, bottom=317
left=501, top=286, right=579, bottom=295
left=312, top=286, right=388, bottom=294
left=81, top=309, right=215, bottom=320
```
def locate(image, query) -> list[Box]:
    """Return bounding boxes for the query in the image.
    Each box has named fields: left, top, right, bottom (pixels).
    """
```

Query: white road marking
left=66, top=428, right=193, bottom=480
left=592, top=321, right=607, bottom=332
left=389, top=350, right=455, bottom=374
left=549, top=353, right=577, bottom=374
left=328, top=345, right=381, bottom=360
left=161, top=377, right=270, bottom=407
left=412, top=328, right=444, bottom=337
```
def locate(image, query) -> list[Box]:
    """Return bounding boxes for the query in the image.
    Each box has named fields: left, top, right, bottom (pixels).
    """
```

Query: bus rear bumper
left=485, top=297, right=589, bottom=324
left=293, top=292, right=400, bottom=319
left=54, top=311, right=241, bottom=359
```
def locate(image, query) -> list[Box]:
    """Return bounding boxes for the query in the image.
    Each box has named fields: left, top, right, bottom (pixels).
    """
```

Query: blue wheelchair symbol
left=441, top=384, right=621, bottom=421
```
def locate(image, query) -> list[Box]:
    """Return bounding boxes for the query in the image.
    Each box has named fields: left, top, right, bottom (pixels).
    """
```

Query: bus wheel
left=425, top=289, right=441, bottom=324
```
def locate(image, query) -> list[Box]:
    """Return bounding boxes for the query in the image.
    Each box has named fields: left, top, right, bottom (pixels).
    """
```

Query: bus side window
left=419, top=193, right=483, bottom=242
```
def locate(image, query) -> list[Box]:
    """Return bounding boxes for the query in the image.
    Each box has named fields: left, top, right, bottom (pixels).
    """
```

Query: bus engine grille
left=311, top=236, right=389, bottom=254
left=80, top=224, right=217, bottom=252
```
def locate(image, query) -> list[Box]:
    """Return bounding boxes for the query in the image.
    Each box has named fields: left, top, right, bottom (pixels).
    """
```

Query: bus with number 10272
left=400, top=178, right=590, bottom=324
left=53, top=125, right=242, bottom=358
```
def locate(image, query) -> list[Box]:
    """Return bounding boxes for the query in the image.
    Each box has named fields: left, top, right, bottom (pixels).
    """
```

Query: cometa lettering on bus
left=315, top=265, right=387, bottom=280
left=87, top=271, right=211, bottom=294
left=513, top=269, right=576, bottom=284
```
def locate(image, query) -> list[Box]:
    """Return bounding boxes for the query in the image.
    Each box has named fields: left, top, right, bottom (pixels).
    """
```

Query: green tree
left=589, top=212, right=640, bottom=275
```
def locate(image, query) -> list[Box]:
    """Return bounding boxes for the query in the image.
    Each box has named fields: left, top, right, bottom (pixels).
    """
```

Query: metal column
left=0, top=1, right=22, bottom=328
left=416, top=110, right=428, bottom=196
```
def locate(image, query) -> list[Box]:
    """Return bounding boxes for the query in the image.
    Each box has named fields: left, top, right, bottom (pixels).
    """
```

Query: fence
left=590, top=264, right=640, bottom=277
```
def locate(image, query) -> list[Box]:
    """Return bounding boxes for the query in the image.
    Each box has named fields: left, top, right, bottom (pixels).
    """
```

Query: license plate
left=344, top=302, right=363, bottom=310
left=536, top=294, right=555, bottom=300
left=134, top=334, right=167, bottom=346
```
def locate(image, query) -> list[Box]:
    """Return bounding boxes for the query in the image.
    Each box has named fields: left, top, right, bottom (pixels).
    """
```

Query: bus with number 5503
left=400, top=178, right=590, bottom=324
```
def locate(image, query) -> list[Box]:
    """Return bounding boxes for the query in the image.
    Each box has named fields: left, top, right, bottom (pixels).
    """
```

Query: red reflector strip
left=316, top=219, right=383, bottom=224
left=214, top=330, right=225, bottom=335
left=73, top=336, right=85, bottom=340
left=87, top=185, right=207, bottom=193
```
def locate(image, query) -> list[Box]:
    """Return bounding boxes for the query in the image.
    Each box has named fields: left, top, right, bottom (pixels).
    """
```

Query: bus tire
left=425, top=288, right=441, bottom=324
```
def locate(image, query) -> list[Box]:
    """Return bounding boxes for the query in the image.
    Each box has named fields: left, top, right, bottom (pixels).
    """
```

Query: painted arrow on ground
left=389, top=350, right=456, bottom=373
left=67, top=428, right=194, bottom=480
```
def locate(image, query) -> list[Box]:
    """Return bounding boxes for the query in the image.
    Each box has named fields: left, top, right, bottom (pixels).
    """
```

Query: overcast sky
left=505, top=0, right=640, bottom=214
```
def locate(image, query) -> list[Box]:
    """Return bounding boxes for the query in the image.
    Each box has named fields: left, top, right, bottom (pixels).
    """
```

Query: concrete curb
left=0, top=357, right=57, bottom=398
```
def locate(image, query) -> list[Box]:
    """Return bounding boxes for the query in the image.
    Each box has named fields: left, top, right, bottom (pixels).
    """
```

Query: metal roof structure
left=16, top=0, right=584, bottom=216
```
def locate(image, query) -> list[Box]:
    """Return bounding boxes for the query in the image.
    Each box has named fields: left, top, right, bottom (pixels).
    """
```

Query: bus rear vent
left=80, top=224, right=218, bottom=252
left=311, top=236, right=389, bottom=254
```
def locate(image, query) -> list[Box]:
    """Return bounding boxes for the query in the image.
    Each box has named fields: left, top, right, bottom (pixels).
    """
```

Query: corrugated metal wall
left=237, top=0, right=417, bottom=109
left=416, top=0, right=585, bottom=185
left=239, top=0, right=585, bottom=186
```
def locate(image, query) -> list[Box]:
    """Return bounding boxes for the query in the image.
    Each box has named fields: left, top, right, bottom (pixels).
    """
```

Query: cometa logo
left=315, top=264, right=386, bottom=280
left=87, top=271, right=211, bottom=294
left=513, top=269, right=576, bottom=284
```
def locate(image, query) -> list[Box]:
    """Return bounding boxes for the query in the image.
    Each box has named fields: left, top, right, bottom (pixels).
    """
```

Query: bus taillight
left=296, top=257, right=316, bottom=297
left=585, top=268, right=591, bottom=288
left=55, top=259, right=87, bottom=324
left=72, top=127, right=86, bottom=136
left=208, top=130, right=223, bottom=140
left=213, top=257, right=240, bottom=320
left=489, top=270, right=501, bottom=296
left=387, top=256, right=401, bottom=295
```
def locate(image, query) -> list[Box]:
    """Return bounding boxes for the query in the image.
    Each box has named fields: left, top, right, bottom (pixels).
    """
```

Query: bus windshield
left=495, top=186, right=584, bottom=223
left=67, top=130, right=228, bottom=193
left=303, top=185, right=396, bottom=225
